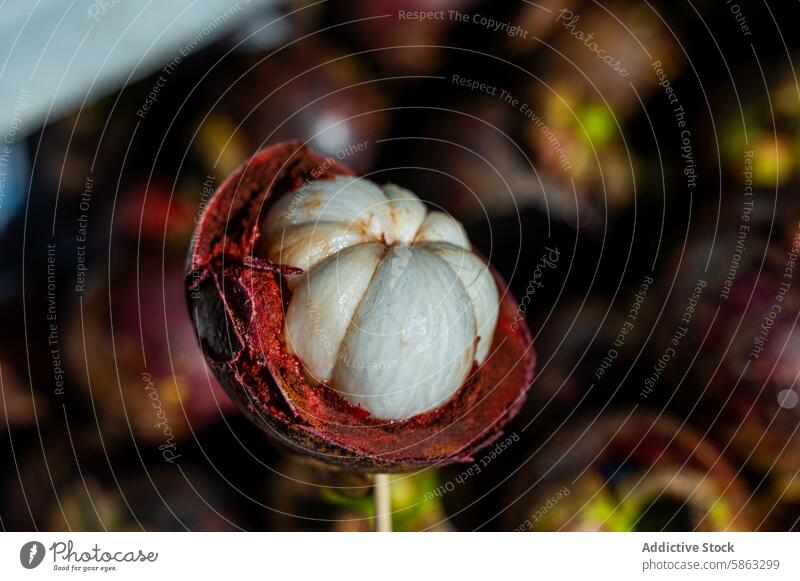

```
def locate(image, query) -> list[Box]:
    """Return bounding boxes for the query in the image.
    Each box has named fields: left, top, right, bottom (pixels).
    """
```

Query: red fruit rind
left=187, top=141, right=535, bottom=470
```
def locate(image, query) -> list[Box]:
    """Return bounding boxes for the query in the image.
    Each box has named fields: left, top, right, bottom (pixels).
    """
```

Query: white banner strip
left=1, top=532, right=799, bottom=580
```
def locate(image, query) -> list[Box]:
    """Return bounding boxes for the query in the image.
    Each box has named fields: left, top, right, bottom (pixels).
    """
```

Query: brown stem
left=374, top=474, right=392, bottom=532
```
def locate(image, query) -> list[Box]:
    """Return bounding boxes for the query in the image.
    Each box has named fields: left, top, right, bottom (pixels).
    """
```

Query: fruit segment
left=333, top=245, right=477, bottom=419
left=285, top=242, right=386, bottom=382
left=421, top=242, right=500, bottom=365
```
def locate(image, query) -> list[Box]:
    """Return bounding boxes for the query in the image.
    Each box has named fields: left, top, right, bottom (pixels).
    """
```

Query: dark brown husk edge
left=186, top=140, right=536, bottom=471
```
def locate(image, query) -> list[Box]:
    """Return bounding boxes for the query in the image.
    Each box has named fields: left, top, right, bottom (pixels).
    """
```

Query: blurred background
left=2, top=0, right=800, bottom=531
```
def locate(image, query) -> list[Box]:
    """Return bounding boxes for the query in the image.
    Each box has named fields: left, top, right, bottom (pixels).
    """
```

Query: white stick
left=374, top=473, right=392, bottom=532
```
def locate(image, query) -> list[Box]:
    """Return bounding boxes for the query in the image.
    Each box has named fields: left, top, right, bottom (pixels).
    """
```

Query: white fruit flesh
left=261, top=176, right=500, bottom=420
